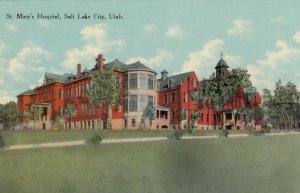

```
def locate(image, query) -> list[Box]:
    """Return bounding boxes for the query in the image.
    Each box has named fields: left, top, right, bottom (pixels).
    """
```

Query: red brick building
left=17, top=54, right=262, bottom=130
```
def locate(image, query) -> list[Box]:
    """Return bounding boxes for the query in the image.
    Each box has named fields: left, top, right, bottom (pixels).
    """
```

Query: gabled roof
left=157, top=71, right=193, bottom=91
left=124, top=61, right=157, bottom=74
left=45, top=72, right=66, bottom=83
left=105, top=59, right=126, bottom=71
left=18, top=89, right=36, bottom=96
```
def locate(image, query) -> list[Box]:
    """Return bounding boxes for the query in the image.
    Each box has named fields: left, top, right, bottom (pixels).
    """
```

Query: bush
left=252, top=129, right=265, bottom=136
left=0, top=134, right=5, bottom=149
left=86, top=133, right=102, bottom=145
left=222, top=130, right=229, bottom=137
left=174, top=130, right=183, bottom=140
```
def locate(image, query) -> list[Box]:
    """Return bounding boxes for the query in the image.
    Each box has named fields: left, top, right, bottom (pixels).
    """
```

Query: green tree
left=64, top=103, right=76, bottom=129
left=142, top=104, right=155, bottom=129
left=197, top=68, right=257, bottom=129
left=1, top=101, right=18, bottom=129
left=263, top=80, right=300, bottom=130
left=86, top=68, right=120, bottom=129
left=28, top=104, right=43, bottom=129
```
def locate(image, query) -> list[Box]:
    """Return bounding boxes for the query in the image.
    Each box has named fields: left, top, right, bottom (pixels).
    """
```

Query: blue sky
left=0, top=1, right=300, bottom=104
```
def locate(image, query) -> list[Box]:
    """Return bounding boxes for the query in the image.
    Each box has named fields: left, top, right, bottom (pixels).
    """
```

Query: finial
left=220, top=52, right=223, bottom=59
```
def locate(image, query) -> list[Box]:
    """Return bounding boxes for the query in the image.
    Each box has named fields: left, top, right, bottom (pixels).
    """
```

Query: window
left=70, top=88, right=72, bottom=98
left=168, top=80, right=172, bottom=88
left=129, top=95, right=137, bottom=112
left=78, top=85, right=81, bottom=97
left=124, top=74, right=128, bottom=91
left=184, top=92, right=188, bottom=103
left=124, top=119, right=127, bottom=128
left=82, top=84, right=85, bottom=97
left=75, top=86, right=78, bottom=97
left=148, top=95, right=154, bottom=107
left=124, top=96, right=128, bottom=113
left=139, top=95, right=147, bottom=111
left=129, top=73, right=137, bottom=89
left=226, top=113, right=232, bottom=120
left=164, top=94, right=168, bottom=104
left=131, top=118, right=136, bottom=128
left=148, top=74, right=154, bottom=90
left=59, top=89, right=63, bottom=99
left=193, top=78, right=197, bottom=88
left=139, top=73, right=147, bottom=89
left=172, top=93, right=175, bottom=103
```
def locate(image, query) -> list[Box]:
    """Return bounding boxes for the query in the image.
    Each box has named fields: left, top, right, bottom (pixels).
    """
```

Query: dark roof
left=215, top=59, right=228, bottom=69
left=124, top=61, right=157, bottom=74
left=45, top=73, right=66, bottom=83
left=245, top=92, right=257, bottom=100
left=161, top=69, right=168, bottom=74
left=18, top=89, right=36, bottom=96
left=105, top=59, right=126, bottom=71
left=157, top=71, right=193, bottom=91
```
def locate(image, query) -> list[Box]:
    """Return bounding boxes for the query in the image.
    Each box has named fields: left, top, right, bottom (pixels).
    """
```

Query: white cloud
left=0, top=77, right=3, bottom=84
left=126, top=49, right=174, bottom=69
left=165, top=26, right=185, bottom=38
left=227, top=19, right=253, bottom=35
left=144, top=24, right=156, bottom=34
left=270, top=15, right=286, bottom=24
left=0, top=43, right=6, bottom=68
left=180, top=38, right=241, bottom=78
left=5, top=23, right=17, bottom=32
left=257, top=40, right=300, bottom=69
left=7, top=42, right=51, bottom=80
left=0, top=96, right=16, bottom=104
left=248, top=38, right=300, bottom=92
left=63, top=24, right=124, bottom=70
left=293, top=31, right=300, bottom=43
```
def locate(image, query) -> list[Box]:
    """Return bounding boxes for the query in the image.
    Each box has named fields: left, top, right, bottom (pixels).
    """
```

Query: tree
left=64, top=103, right=76, bottom=129
left=86, top=68, right=120, bottom=129
left=197, top=68, right=257, bottom=129
left=28, top=104, right=43, bottom=129
left=263, top=80, right=300, bottom=130
left=142, top=104, right=155, bottom=129
left=0, top=101, right=18, bottom=129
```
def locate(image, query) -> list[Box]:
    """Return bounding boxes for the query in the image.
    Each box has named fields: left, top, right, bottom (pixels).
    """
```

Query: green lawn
left=1, top=135, right=300, bottom=193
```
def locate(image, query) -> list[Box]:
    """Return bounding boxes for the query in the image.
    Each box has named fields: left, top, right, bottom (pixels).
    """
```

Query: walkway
left=2, top=132, right=300, bottom=151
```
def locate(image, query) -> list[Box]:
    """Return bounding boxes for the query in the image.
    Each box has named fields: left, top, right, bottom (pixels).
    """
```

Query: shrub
left=86, top=133, right=102, bottom=145
left=222, top=130, right=229, bottom=137
left=174, top=130, right=183, bottom=140
left=252, top=129, right=265, bottom=136
left=0, top=134, right=5, bottom=149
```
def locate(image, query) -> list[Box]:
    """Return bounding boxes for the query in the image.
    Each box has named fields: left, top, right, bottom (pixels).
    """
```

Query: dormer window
left=168, top=80, right=172, bottom=88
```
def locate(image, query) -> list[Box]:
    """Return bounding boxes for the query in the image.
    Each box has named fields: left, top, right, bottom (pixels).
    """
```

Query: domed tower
left=215, top=52, right=229, bottom=79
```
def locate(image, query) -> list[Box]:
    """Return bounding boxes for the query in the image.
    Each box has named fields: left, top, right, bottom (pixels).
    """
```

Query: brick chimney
left=77, top=63, right=81, bottom=79
left=97, top=54, right=104, bottom=70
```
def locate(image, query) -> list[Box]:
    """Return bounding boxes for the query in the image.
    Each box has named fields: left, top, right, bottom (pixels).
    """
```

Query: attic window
left=168, top=80, right=172, bottom=88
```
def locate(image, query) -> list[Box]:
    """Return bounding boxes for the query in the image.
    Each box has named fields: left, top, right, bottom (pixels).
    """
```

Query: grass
left=0, top=129, right=175, bottom=146
left=1, top=135, right=300, bottom=193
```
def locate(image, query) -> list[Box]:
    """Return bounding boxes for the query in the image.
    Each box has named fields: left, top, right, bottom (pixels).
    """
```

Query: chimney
left=77, top=63, right=81, bottom=79
left=97, top=54, right=104, bottom=70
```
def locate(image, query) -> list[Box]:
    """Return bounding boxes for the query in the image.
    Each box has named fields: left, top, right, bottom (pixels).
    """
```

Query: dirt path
left=2, top=132, right=300, bottom=151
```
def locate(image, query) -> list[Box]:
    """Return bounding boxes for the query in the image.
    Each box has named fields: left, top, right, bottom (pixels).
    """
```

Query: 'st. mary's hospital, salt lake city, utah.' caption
left=6, top=13, right=124, bottom=20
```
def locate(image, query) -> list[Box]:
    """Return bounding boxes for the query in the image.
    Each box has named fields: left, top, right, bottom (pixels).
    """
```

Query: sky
left=0, top=0, right=300, bottom=104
